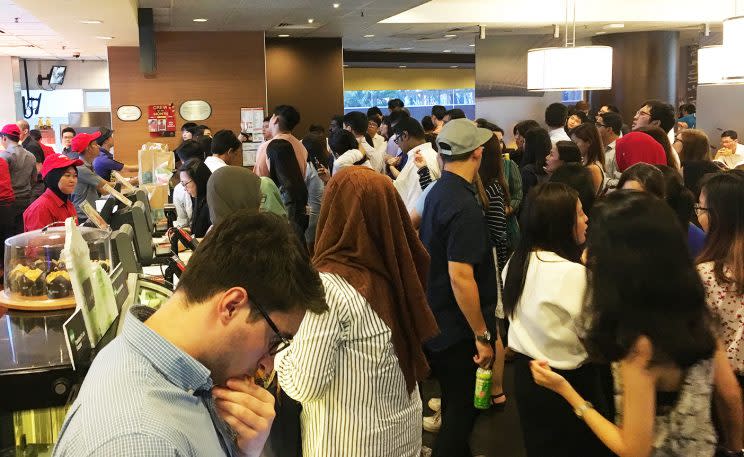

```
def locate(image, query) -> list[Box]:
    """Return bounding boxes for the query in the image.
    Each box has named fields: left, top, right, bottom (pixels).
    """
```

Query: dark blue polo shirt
left=92, top=147, right=123, bottom=181
left=419, top=170, right=497, bottom=352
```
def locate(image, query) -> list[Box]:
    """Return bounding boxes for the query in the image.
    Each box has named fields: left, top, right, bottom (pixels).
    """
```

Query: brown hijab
left=313, top=166, right=439, bottom=394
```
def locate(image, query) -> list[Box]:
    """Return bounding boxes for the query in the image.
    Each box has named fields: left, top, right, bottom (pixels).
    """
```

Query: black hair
left=393, top=117, right=425, bottom=140
left=445, top=109, right=466, bottom=120
left=475, top=118, right=503, bottom=134
left=328, top=129, right=359, bottom=157
left=523, top=127, right=552, bottom=173
left=302, top=133, right=330, bottom=166
left=181, top=122, right=198, bottom=133
left=176, top=139, right=204, bottom=162
left=197, top=136, right=212, bottom=159
left=267, top=139, right=309, bottom=238
left=503, top=182, right=582, bottom=317
left=601, top=104, right=620, bottom=114
left=421, top=116, right=435, bottom=132
left=570, top=123, right=605, bottom=168
left=273, top=105, right=301, bottom=131
left=567, top=109, right=588, bottom=125
left=679, top=103, right=696, bottom=116
left=308, top=124, right=325, bottom=135
left=549, top=163, right=596, bottom=215
left=28, top=129, right=42, bottom=141
left=387, top=98, right=404, bottom=109
left=722, top=130, right=739, bottom=140
left=330, top=115, right=344, bottom=131
left=368, top=117, right=381, bottom=128
left=513, top=120, right=540, bottom=136
left=545, top=103, right=569, bottom=128
left=683, top=160, right=721, bottom=199
left=657, top=165, right=694, bottom=231
left=385, top=110, right=410, bottom=128
left=642, top=99, right=676, bottom=133
left=194, top=125, right=211, bottom=137
left=581, top=190, right=715, bottom=368
left=479, top=135, right=511, bottom=204
left=176, top=210, right=327, bottom=315
left=343, top=111, right=368, bottom=136
left=366, top=106, right=383, bottom=119
left=211, top=130, right=241, bottom=156
left=555, top=140, right=582, bottom=164
left=179, top=158, right=211, bottom=199
left=617, top=162, right=665, bottom=199
left=598, top=112, right=623, bottom=136
left=431, top=105, right=447, bottom=121
left=263, top=116, right=271, bottom=123
left=61, top=126, right=76, bottom=136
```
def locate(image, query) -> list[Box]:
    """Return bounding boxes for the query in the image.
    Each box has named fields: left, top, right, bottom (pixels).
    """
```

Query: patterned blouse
left=698, top=261, right=744, bottom=374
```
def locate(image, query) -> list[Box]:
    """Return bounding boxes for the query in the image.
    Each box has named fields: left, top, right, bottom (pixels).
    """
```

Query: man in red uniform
left=0, top=156, right=14, bottom=266
left=23, top=154, right=82, bottom=231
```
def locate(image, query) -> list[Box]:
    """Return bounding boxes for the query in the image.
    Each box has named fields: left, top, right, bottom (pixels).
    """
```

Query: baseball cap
left=41, top=153, right=83, bottom=178
left=96, top=127, right=113, bottom=146
left=436, top=118, right=493, bottom=157
left=71, top=131, right=102, bottom=153
left=615, top=131, right=667, bottom=172
left=0, top=124, right=21, bottom=139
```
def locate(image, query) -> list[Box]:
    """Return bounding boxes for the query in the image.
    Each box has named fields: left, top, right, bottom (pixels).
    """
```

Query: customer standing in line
left=276, top=167, right=438, bottom=457
left=254, top=105, right=308, bottom=178
left=0, top=124, right=36, bottom=235
left=267, top=139, right=309, bottom=244
left=570, top=123, right=606, bottom=195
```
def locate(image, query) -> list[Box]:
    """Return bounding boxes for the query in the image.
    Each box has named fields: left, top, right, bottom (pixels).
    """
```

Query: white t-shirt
left=172, top=183, right=192, bottom=228
left=549, top=127, right=571, bottom=144
left=357, top=136, right=384, bottom=173
left=332, top=149, right=372, bottom=175
left=393, top=142, right=440, bottom=211
left=204, top=155, right=227, bottom=172
left=503, top=250, right=588, bottom=369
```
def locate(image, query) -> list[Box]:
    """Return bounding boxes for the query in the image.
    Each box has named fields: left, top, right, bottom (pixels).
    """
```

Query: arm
left=507, top=160, right=523, bottom=213
left=123, top=164, right=139, bottom=172
left=448, top=261, right=493, bottom=368
left=712, top=343, right=744, bottom=450
left=331, top=150, right=364, bottom=174
left=588, top=164, right=603, bottom=195
left=254, top=144, right=270, bottom=177
left=87, top=434, right=183, bottom=456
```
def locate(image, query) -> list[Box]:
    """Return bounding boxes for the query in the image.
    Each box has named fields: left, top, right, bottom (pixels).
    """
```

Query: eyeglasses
left=636, top=110, right=651, bottom=118
left=393, top=133, right=404, bottom=145
left=248, top=299, right=293, bottom=356
left=181, top=179, right=193, bottom=187
left=694, top=204, right=709, bottom=216
left=595, top=123, right=607, bottom=128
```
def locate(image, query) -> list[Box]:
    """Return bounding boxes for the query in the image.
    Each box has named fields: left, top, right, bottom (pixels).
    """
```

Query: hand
left=504, top=205, right=513, bottom=216
left=473, top=340, right=494, bottom=369
left=413, top=151, right=426, bottom=169
left=212, top=377, right=276, bottom=457
left=386, top=156, right=401, bottom=167
left=530, top=360, right=569, bottom=394
left=317, top=165, right=330, bottom=184
left=130, top=176, right=139, bottom=186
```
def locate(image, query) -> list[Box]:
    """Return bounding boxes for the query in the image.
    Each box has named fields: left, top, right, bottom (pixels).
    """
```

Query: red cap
left=71, top=131, right=102, bottom=153
left=41, top=153, right=83, bottom=178
left=616, top=132, right=667, bottom=172
left=0, top=124, right=20, bottom=138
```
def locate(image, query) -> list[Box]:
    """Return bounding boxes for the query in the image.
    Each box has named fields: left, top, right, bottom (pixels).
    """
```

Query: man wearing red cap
left=0, top=123, right=37, bottom=234
left=23, top=154, right=82, bottom=231
left=70, top=131, right=108, bottom=221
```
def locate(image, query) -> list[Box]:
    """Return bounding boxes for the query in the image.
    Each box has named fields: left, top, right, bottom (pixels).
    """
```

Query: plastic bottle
left=473, top=367, right=492, bottom=409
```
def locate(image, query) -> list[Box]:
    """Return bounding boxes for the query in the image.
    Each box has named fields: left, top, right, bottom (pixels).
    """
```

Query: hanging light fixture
left=723, top=16, right=744, bottom=79
left=698, top=45, right=744, bottom=85
left=527, top=0, right=612, bottom=91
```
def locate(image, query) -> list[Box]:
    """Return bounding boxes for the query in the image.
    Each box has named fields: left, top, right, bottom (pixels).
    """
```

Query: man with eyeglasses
left=597, top=112, right=623, bottom=190
left=53, top=211, right=328, bottom=457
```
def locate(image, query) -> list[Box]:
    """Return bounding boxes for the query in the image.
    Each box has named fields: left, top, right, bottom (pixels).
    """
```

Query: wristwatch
left=475, top=330, right=492, bottom=344
left=574, top=401, right=594, bottom=420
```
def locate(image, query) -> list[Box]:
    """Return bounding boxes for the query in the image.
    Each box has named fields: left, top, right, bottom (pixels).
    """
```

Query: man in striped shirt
left=53, top=211, right=327, bottom=457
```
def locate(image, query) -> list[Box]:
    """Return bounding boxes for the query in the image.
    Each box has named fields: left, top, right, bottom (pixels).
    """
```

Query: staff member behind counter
left=92, top=127, right=139, bottom=182
left=179, top=158, right=212, bottom=238
left=70, top=131, right=110, bottom=222
left=23, top=154, right=82, bottom=231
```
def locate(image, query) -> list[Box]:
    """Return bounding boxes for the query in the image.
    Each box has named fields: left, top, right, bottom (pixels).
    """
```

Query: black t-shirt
left=22, top=137, right=45, bottom=164
left=419, top=171, right=497, bottom=352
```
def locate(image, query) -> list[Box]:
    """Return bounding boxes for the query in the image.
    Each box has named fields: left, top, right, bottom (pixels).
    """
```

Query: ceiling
left=3, top=0, right=740, bottom=60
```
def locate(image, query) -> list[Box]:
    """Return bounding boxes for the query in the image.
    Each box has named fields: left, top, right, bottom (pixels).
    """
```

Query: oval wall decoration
left=179, top=100, right=212, bottom=121
left=116, top=105, right=142, bottom=121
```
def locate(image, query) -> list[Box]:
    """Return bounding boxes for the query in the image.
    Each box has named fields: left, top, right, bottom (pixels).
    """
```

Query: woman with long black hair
left=178, top=158, right=211, bottom=237
left=267, top=139, right=309, bottom=244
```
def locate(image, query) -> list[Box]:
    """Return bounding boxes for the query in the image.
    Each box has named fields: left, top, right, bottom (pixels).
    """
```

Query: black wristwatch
left=475, top=330, right=492, bottom=344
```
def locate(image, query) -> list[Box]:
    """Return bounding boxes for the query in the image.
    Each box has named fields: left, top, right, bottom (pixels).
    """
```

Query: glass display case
left=2, top=226, right=111, bottom=310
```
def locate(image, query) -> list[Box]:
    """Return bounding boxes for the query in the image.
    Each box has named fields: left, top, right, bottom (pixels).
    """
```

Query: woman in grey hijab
left=207, top=166, right=286, bottom=227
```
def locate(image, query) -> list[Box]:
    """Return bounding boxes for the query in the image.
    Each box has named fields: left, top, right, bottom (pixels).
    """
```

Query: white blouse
left=275, top=273, right=422, bottom=457
left=503, top=251, right=589, bottom=369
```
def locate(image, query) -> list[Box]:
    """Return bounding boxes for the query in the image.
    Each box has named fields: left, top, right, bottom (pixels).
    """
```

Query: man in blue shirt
left=53, top=211, right=328, bottom=457
left=92, top=127, right=138, bottom=181
left=418, top=119, right=498, bottom=457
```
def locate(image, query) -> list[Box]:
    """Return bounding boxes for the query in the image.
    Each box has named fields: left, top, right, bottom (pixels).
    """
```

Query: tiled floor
left=422, top=362, right=528, bottom=457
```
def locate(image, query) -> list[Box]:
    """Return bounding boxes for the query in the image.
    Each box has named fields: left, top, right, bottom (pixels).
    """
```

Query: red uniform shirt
left=40, top=142, right=56, bottom=159
left=23, top=188, right=78, bottom=231
left=0, top=158, right=14, bottom=203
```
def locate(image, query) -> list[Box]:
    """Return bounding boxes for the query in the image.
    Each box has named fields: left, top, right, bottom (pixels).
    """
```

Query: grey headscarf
left=207, top=166, right=262, bottom=226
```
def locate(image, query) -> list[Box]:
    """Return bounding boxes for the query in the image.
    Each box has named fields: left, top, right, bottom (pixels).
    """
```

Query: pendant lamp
left=698, top=45, right=744, bottom=85
left=723, top=16, right=744, bottom=79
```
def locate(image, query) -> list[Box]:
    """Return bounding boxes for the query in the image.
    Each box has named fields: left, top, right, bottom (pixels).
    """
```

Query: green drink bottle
left=474, top=367, right=492, bottom=409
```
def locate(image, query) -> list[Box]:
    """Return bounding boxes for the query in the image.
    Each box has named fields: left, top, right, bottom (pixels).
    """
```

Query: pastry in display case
left=1, top=226, right=111, bottom=311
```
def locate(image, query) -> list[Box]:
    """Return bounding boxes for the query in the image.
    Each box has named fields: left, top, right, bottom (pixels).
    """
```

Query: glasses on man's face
left=694, top=203, right=709, bottom=217
left=636, top=110, right=651, bottom=118
left=181, top=179, right=193, bottom=187
left=393, top=133, right=404, bottom=145
left=248, top=299, right=293, bottom=356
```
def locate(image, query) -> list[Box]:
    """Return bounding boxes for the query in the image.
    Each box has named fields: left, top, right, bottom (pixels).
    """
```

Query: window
left=344, top=88, right=475, bottom=120
left=84, top=90, right=111, bottom=112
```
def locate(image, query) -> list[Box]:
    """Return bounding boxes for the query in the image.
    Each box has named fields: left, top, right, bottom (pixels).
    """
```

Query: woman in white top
left=570, top=123, right=606, bottom=195
left=328, top=129, right=371, bottom=175
left=502, top=182, right=613, bottom=457
left=276, top=167, right=439, bottom=457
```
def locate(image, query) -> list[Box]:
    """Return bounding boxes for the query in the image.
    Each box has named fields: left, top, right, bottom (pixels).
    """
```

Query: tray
left=0, top=289, right=76, bottom=311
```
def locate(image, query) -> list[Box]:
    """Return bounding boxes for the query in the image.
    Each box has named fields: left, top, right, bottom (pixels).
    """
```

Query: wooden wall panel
left=108, top=32, right=266, bottom=166
left=266, top=38, right=343, bottom=138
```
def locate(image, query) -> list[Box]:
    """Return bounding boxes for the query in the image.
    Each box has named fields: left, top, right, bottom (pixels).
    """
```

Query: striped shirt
left=53, top=306, right=238, bottom=457
left=484, top=181, right=508, bottom=270
left=275, top=273, right=422, bottom=457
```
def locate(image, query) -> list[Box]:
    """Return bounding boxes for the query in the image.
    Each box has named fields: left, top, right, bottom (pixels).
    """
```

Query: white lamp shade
left=698, top=45, right=744, bottom=85
left=527, top=46, right=613, bottom=91
left=723, top=16, right=744, bottom=79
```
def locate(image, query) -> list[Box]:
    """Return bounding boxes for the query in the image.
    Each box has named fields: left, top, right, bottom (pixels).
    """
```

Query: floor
left=421, top=362, right=528, bottom=457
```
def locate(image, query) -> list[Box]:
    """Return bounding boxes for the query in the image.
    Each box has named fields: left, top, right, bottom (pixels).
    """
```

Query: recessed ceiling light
left=333, top=3, right=340, bottom=8
left=308, top=18, right=314, bottom=24
left=604, top=23, right=625, bottom=29
left=278, top=34, right=290, bottom=37
left=596, top=31, right=607, bottom=35
left=193, top=18, right=208, bottom=22
left=450, top=65, right=459, bottom=68
left=399, top=65, right=407, bottom=68
left=400, top=47, right=413, bottom=50
left=80, top=20, right=102, bottom=24
left=468, top=44, right=475, bottom=47
left=444, top=34, right=457, bottom=38
left=343, top=64, right=349, bottom=67
left=95, top=36, right=113, bottom=40
left=443, top=49, right=451, bottom=53
left=364, top=34, right=375, bottom=38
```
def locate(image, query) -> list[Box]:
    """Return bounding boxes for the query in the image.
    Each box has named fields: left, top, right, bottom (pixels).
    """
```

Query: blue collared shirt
left=92, top=147, right=123, bottom=181
left=53, top=307, right=238, bottom=457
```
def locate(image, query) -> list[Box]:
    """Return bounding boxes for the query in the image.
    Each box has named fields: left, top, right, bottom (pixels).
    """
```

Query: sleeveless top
left=613, top=358, right=717, bottom=456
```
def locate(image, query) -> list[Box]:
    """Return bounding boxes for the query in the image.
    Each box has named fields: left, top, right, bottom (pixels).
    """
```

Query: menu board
left=240, top=107, right=265, bottom=167
left=147, top=104, right=177, bottom=137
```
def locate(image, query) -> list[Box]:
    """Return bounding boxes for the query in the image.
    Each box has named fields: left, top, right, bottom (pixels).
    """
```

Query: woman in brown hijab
left=275, top=166, right=439, bottom=457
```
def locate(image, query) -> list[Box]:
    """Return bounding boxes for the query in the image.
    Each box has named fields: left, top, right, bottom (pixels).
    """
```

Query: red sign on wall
left=147, top=104, right=176, bottom=137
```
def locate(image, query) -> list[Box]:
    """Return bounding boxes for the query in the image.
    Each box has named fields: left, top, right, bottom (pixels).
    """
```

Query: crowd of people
left=7, top=96, right=739, bottom=457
